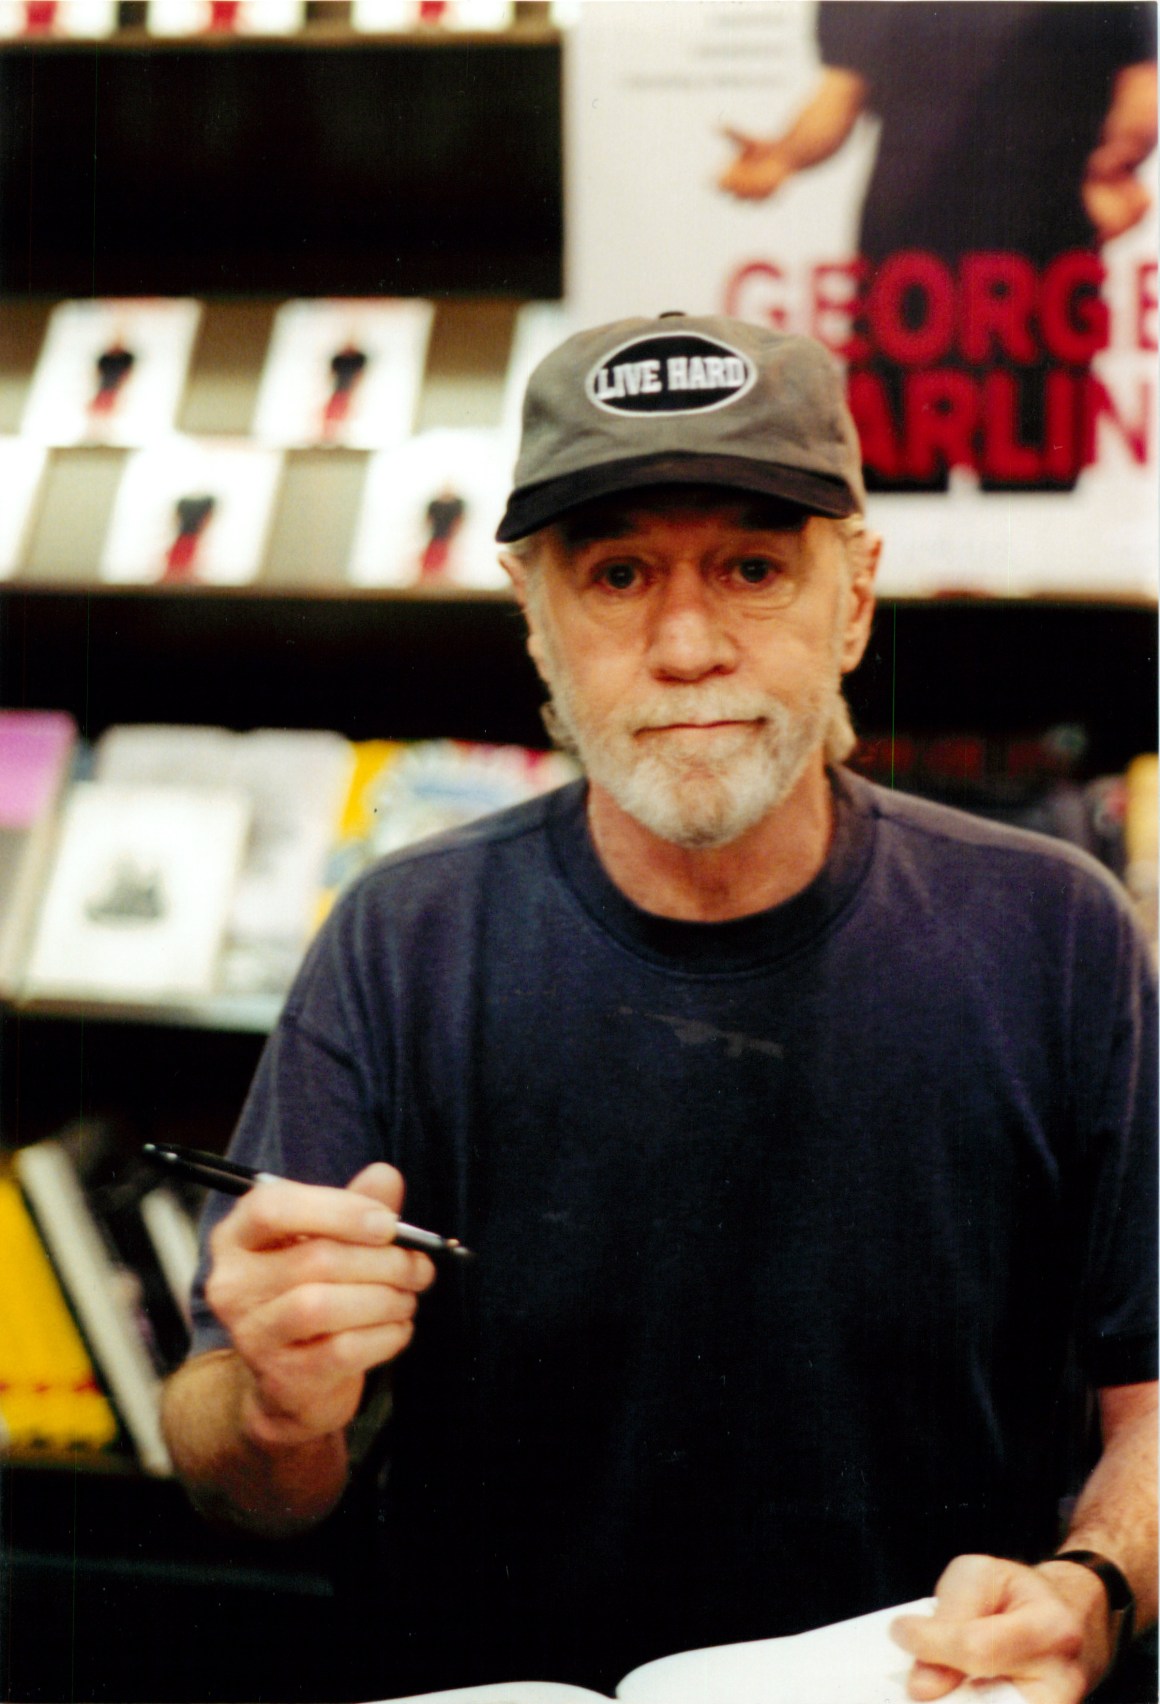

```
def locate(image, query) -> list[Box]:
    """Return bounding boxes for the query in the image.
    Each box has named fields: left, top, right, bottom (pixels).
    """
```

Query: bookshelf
left=0, top=12, right=1156, bottom=1703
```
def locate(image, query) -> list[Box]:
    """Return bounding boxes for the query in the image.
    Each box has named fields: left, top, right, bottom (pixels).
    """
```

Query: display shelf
left=4, top=989, right=283, bottom=1034
left=2, top=579, right=1154, bottom=773
left=0, top=34, right=562, bottom=298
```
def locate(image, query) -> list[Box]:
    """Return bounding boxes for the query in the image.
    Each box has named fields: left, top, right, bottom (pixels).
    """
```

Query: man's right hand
left=204, top=1162, right=436, bottom=1450
left=717, top=127, right=796, bottom=201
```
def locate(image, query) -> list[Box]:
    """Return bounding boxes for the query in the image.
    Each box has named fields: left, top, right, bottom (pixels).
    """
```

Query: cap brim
left=495, top=451, right=859, bottom=542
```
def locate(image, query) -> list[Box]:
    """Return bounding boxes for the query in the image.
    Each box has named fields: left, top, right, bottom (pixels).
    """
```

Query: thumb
left=720, top=123, right=756, bottom=150
left=931, top=1553, right=1016, bottom=1620
left=346, top=1160, right=406, bottom=1215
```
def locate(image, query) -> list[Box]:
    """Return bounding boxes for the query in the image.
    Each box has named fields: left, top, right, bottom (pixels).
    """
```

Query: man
left=161, top=315, right=1156, bottom=1703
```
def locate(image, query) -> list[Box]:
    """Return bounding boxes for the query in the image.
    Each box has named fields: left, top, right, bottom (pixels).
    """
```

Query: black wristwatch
left=1053, top=1549, right=1136, bottom=1669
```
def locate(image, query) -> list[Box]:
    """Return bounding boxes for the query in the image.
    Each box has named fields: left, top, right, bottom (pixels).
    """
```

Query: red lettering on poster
left=1039, top=253, right=1109, bottom=363
left=846, top=372, right=901, bottom=478
left=1137, top=262, right=1158, bottom=353
left=905, top=369, right=979, bottom=479
left=809, top=261, right=869, bottom=361
left=865, top=252, right=956, bottom=366
left=959, top=254, right=1038, bottom=363
left=723, top=262, right=788, bottom=330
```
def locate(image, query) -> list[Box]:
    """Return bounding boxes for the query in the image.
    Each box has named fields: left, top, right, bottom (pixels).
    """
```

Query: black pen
left=142, top=1142, right=474, bottom=1262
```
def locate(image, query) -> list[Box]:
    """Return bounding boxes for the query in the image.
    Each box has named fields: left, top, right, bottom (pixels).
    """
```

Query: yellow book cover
left=0, top=1170, right=118, bottom=1453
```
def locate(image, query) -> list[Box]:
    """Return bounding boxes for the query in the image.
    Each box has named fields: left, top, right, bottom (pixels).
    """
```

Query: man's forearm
left=160, top=1348, right=351, bottom=1537
left=777, top=68, right=868, bottom=171
left=1046, top=1381, right=1158, bottom=1633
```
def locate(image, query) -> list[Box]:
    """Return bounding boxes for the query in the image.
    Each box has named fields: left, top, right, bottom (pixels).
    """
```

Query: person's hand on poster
left=1083, top=60, right=1157, bottom=243
left=716, top=68, right=868, bottom=204
left=717, top=128, right=796, bottom=201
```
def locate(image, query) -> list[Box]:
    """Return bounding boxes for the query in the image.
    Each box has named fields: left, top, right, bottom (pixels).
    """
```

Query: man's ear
left=839, top=528, right=881, bottom=676
left=499, top=549, right=529, bottom=610
left=499, top=549, right=550, bottom=682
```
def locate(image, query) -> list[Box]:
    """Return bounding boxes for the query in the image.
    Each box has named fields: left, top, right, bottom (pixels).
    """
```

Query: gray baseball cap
left=496, top=312, right=865, bottom=543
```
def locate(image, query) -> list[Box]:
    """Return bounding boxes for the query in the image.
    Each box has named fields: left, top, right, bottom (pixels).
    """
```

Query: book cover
left=48, top=1121, right=199, bottom=1374
left=0, top=1168, right=120, bottom=1456
left=95, top=724, right=354, bottom=995
left=13, top=1139, right=173, bottom=1474
left=499, top=303, right=574, bottom=449
left=0, top=710, right=78, bottom=995
left=146, top=0, right=305, bottom=34
left=348, top=428, right=510, bottom=590
left=378, top=1601, right=1022, bottom=1703
left=0, top=0, right=117, bottom=36
left=0, top=439, right=48, bottom=580
left=23, top=780, right=251, bottom=1004
left=320, top=740, right=579, bottom=902
left=351, top=1, right=513, bottom=32
left=21, top=299, right=203, bottom=448
left=251, top=298, right=434, bottom=450
left=99, top=438, right=282, bottom=586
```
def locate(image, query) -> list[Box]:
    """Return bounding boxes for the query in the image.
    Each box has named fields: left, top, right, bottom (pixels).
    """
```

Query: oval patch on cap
left=586, top=332, right=756, bottom=416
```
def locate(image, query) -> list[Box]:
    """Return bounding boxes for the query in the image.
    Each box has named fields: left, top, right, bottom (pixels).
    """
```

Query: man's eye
left=598, top=561, right=640, bottom=591
left=733, top=556, right=780, bottom=586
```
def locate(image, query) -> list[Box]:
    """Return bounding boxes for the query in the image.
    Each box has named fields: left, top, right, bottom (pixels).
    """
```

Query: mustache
left=621, top=695, right=782, bottom=732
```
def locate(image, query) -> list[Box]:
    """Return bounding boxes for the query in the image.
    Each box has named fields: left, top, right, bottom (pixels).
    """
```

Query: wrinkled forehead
left=550, top=484, right=812, bottom=550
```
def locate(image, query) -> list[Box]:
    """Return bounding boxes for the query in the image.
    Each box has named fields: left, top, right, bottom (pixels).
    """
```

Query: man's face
left=507, top=489, right=877, bottom=852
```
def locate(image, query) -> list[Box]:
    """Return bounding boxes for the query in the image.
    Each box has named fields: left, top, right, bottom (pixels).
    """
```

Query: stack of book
left=1, top=711, right=579, bottom=1015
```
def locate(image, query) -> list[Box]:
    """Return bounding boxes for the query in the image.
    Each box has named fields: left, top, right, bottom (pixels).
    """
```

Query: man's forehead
left=552, top=485, right=811, bottom=549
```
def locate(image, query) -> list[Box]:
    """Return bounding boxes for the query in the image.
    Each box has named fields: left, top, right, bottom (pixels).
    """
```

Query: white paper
left=25, top=782, right=251, bottom=1002
left=100, top=439, right=282, bottom=585
left=373, top=1601, right=1025, bottom=1704
left=349, top=428, right=509, bottom=590
left=146, top=0, right=305, bottom=34
left=351, top=0, right=513, bottom=32
left=617, top=1600, right=1024, bottom=1704
left=0, top=439, right=48, bottom=579
left=252, top=299, right=434, bottom=449
left=0, top=0, right=117, bottom=37
left=21, top=299, right=202, bottom=448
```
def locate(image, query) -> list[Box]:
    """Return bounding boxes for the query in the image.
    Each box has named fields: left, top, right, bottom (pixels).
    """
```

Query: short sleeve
left=816, top=1, right=892, bottom=79
left=1069, top=883, right=1158, bottom=1388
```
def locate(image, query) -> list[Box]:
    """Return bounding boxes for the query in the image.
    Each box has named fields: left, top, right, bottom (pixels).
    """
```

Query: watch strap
left=1053, top=1548, right=1136, bottom=1667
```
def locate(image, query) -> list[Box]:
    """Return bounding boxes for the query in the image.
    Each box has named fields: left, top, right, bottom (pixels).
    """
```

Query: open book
left=378, top=1601, right=1023, bottom=1704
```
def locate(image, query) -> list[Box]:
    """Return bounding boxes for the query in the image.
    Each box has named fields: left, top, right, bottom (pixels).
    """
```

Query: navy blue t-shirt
left=190, top=772, right=1157, bottom=1694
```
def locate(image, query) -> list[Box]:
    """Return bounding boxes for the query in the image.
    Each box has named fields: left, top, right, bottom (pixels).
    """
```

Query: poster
left=0, top=0, right=116, bottom=34
left=146, top=0, right=305, bottom=34
left=21, top=299, right=202, bottom=448
left=348, top=428, right=509, bottom=589
left=565, top=2, right=1158, bottom=598
left=100, top=439, right=282, bottom=585
left=251, top=298, right=434, bottom=450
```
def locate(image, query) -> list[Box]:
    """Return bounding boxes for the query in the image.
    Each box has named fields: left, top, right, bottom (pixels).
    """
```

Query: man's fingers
left=906, top=1660, right=966, bottom=1702
left=253, top=1278, right=420, bottom=1348
left=221, top=1177, right=399, bottom=1252
left=719, top=123, right=757, bottom=150
left=933, top=1553, right=1015, bottom=1619
left=346, top=1160, right=407, bottom=1214
left=892, top=1600, right=1074, bottom=1679
left=206, top=1235, right=434, bottom=1329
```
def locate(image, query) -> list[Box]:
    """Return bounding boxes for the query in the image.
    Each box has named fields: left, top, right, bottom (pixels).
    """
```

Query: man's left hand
left=890, top=1553, right=1113, bottom=1704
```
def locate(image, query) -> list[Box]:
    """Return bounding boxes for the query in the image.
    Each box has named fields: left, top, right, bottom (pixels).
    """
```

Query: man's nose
left=645, top=567, right=738, bottom=680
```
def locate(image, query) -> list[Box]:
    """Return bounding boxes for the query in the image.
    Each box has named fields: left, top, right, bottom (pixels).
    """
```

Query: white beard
left=529, top=596, right=844, bottom=851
